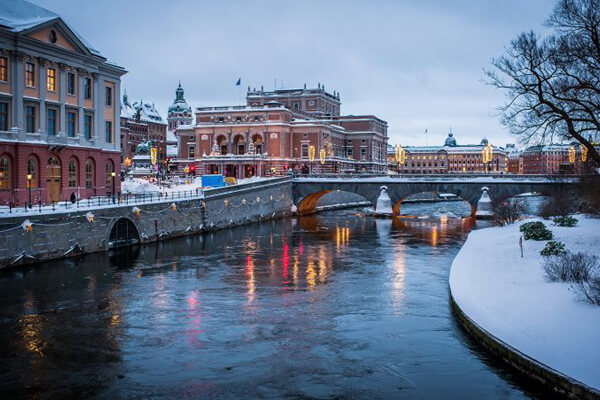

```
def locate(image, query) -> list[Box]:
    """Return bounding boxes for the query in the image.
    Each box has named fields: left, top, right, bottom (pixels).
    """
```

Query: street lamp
left=395, top=145, right=406, bottom=174
left=482, top=143, right=493, bottom=173
left=308, top=145, right=316, bottom=174
left=26, top=173, right=32, bottom=208
left=569, top=146, right=576, bottom=163
left=110, top=171, right=116, bottom=203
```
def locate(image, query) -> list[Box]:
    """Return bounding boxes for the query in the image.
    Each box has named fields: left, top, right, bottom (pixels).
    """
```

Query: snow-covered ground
left=121, top=176, right=270, bottom=195
left=450, top=216, right=600, bottom=390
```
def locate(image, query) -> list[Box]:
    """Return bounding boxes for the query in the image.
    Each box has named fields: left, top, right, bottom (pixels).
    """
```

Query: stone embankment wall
left=0, top=178, right=292, bottom=268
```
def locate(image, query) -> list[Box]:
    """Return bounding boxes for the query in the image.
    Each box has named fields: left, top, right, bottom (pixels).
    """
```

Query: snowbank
left=450, top=216, right=600, bottom=390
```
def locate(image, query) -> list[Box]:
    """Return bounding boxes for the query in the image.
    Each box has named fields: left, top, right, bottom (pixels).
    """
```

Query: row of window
left=4, top=102, right=113, bottom=142
left=0, top=57, right=113, bottom=106
left=0, top=155, right=115, bottom=190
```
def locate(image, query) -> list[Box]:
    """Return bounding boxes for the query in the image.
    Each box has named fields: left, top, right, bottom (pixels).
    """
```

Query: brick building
left=0, top=0, right=126, bottom=206
left=388, top=133, right=508, bottom=174
left=174, top=84, right=388, bottom=177
left=520, top=144, right=575, bottom=174
left=120, top=91, right=167, bottom=167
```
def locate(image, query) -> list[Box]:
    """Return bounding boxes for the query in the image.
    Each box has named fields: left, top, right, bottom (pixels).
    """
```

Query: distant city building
left=505, top=143, right=523, bottom=174
left=0, top=0, right=126, bottom=205
left=388, top=132, right=508, bottom=174
left=174, top=84, right=388, bottom=177
left=120, top=92, right=167, bottom=166
left=520, top=144, right=576, bottom=174
left=166, top=82, right=192, bottom=166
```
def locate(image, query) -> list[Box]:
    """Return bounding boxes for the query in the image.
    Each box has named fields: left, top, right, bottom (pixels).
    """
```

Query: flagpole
left=425, top=129, right=428, bottom=146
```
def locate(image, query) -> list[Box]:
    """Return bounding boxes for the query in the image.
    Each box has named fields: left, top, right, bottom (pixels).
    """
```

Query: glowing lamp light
left=189, top=164, right=196, bottom=173
left=85, top=212, right=95, bottom=223
left=569, top=146, right=576, bottom=163
left=110, top=171, right=116, bottom=178
left=21, top=219, right=33, bottom=232
left=26, top=173, right=32, bottom=181
left=481, top=143, right=493, bottom=164
left=132, top=207, right=141, bottom=218
left=319, top=148, right=326, bottom=165
left=581, top=144, right=588, bottom=162
left=394, top=145, right=406, bottom=164
left=171, top=203, right=177, bottom=211
left=308, top=145, right=316, bottom=163
left=184, top=166, right=190, bottom=174
left=150, top=147, right=158, bottom=165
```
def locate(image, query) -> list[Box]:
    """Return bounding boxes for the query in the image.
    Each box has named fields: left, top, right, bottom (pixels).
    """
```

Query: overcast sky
left=32, top=0, right=555, bottom=147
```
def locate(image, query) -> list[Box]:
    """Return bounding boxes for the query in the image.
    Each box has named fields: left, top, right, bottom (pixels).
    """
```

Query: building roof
left=168, top=82, right=192, bottom=114
left=0, top=0, right=103, bottom=57
left=121, top=91, right=166, bottom=125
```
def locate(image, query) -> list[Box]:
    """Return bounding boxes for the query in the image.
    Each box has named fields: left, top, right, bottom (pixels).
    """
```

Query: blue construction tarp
left=201, top=175, right=226, bottom=188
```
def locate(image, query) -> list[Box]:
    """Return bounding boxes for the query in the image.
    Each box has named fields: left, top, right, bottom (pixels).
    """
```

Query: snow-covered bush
left=552, top=216, right=578, bottom=227
left=543, top=252, right=598, bottom=283
left=519, top=221, right=553, bottom=240
left=577, top=278, right=600, bottom=305
left=492, top=198, right=525, bottom=226
left=540, top=240, right=567, bottom=257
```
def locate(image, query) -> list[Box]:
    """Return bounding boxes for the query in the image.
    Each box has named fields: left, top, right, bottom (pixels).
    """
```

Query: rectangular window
left=84, top=115, right=92, bottom=139
left=67, top=111, right=76, bottom=137
left=346, top=148, right=353, bottom=157
left=47, top=109, right=56, bottom=135
left=47, top=68, right=56, bottom=91
left=25, top=62, right=35, bottom=87
left=0, top=57, right=7, bottom=82
left=0, top=102, right=8, bottom=131
left=361, top=148, right=366, bottom=155
left=84, top=78, right=91, bottom=99
left=26, top=105, right=36, bottom=133
left=105, top=120, right=112, bottom=143
left=67, top=72, right=75, bottom=95
left=189, top=146, right=195, bottom=158
left=301, top=143, right=309, bottom=158
left=105, top=86, right=112, bottom=106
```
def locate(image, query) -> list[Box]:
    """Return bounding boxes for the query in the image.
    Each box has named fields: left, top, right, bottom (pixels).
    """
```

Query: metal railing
left=293, top=173, right=582, bottom=180
left=0, top=189, right=205, bottom=215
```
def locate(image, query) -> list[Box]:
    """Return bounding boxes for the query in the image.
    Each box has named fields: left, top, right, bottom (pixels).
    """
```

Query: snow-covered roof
left=0, top=0, right=103, bottom=56
left=121, top=96, right=166, bottom=125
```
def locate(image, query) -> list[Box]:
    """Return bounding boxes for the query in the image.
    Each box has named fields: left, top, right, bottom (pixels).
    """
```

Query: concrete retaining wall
left=450, top=292, right=600, bottom=400
left=0, top=177, right=292, bottom=268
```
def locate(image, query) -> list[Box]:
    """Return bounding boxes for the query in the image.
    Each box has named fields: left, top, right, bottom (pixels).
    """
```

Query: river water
left=0, top=200, right=554, bottom=399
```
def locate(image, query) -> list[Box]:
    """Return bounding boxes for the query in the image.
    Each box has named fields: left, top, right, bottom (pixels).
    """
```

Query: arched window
left=0, top=156, right=10, bottom=190
left=27, top=157, right=37, bottom=188
left=68, top=159, right=78, bottom=188
left=85, top=159, right=94, bottom=189
left=105, top=160, right=114, bottom=188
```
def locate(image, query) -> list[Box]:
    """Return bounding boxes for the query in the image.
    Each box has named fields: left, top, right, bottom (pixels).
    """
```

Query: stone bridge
left=292, top=175, right=578, bottom=215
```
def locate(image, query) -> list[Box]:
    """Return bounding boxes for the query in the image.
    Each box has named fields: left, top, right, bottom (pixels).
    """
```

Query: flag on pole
left=425, top=129, right=428, bottom=133
left=235, top=78, right=241, bottom=86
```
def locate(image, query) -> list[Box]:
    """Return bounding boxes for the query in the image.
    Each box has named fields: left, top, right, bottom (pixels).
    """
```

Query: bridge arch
left=392, top=191, right=476, bottom=217
left=296, top=189, right=373, bottom=216
left=107, top=217, right=141, bottom=248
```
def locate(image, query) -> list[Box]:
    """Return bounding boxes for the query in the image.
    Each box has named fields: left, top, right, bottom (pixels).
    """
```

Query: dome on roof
left=444, top=132, right=457, bottom=147
left=168, top=81, right=192, bottom=115
left=480, top=137, right=489, bottom=146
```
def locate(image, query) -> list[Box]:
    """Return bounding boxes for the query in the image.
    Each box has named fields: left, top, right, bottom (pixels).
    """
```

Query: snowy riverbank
left=449, top=216, right=600, bottom=392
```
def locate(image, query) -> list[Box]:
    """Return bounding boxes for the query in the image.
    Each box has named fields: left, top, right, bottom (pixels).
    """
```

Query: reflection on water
left=0, top=206, right=551, bottom=399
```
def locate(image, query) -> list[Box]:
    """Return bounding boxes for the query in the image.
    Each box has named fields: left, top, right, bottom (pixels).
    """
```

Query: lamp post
left=26, top=173, right=32, bottom=208
left=395, top=145, right=406, bottom=174
left=482, top=143, right=493, bottom=173
left=308, top=145, right=316, bottom=174
left=110, top=171, right=116, bottom=203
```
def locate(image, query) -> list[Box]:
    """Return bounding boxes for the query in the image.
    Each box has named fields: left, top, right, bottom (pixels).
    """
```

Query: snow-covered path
left=449, top=217, right=600, bottom=391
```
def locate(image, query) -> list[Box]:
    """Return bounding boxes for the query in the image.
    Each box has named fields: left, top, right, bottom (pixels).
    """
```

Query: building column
left=11, top=51, right=24, bottom=132
left=114, top=79, right=121, bottom=151
left=58, top=63, right=66, bottom=136
left=38, top=58, right=46, bottom=133
left=77, top=69, right=85, bottom=138
left=93, top=74, right=101, bottom=142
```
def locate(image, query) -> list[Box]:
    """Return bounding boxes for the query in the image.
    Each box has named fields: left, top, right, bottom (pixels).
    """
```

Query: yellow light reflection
left=431, top=225, right=438, bottom=247
left=246, top=255, right=255, bottom=303
left=318, top=246, right=327, bottom=283
left=306, top=260, right=316, bottom=287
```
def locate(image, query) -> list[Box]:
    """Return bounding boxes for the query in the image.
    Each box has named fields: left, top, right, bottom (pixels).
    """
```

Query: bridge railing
left=293, top=173, right=580, bottom=181
left=0, top=189, right=205, bottom=216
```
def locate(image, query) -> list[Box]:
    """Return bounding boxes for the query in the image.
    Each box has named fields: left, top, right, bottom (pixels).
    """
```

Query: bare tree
left=486, top=0, right=600, bottom=165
